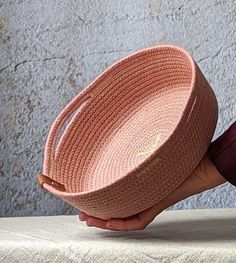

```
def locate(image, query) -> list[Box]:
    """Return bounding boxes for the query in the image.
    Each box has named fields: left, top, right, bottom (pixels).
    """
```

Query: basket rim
left=42, top=44, right=197, bottom=196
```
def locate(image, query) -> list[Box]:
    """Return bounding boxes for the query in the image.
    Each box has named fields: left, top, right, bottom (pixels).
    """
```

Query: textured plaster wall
left=0, top=0, right=236, bottom=217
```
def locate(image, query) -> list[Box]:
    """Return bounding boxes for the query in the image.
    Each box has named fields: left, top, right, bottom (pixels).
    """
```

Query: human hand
left=78, top=152, right=226, bottom=231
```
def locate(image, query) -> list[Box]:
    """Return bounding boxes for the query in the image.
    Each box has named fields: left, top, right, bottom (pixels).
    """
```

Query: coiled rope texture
left=39, top=45, right=218, bottom=219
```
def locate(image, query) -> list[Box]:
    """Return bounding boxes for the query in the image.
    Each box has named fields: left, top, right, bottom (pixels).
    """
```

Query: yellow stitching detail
left=136, top=157, right=161, bottom=177
left=137, top=133, right=162, bottom=156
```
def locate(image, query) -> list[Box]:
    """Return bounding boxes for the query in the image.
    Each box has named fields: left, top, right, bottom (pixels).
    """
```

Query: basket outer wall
left=43, top=60, right=218, bottom=220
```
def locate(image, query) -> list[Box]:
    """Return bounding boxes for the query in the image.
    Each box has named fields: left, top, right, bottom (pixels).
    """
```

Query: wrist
left=201, top=152, right=227, bottom=190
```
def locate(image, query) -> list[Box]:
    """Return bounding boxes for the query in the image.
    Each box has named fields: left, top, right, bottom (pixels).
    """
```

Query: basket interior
left=56, top=47, right=193, bottom=193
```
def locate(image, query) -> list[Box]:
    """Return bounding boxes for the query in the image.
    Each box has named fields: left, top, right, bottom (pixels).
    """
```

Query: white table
left=0, top=208, right=236, bottom=262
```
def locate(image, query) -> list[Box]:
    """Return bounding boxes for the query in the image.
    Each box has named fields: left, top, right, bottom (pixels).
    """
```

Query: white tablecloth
left=0, top=208, right=236, bottom=262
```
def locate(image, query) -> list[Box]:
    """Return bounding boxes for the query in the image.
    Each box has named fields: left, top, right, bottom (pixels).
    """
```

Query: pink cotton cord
left=37, top=44, right=218, bottom=220
left=43, top=90, right=91, bottom=177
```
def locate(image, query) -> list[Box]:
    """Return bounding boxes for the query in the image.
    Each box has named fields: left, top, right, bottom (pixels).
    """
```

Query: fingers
left=79, top=211, right=120, bottom=231
left=78, top=202, right=164, bottom=231
left=107, top=215, right=146, bottom=231
left=79, top=211, right=88, bottom=221
left=107, top=205, right=162, bottom=231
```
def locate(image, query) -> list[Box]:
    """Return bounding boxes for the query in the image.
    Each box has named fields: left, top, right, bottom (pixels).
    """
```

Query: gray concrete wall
left=0, top=0, right=236, bottom=217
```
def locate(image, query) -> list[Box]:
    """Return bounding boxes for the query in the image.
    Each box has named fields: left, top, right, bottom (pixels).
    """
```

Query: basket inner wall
left=56, top=48, right=193, bottom=193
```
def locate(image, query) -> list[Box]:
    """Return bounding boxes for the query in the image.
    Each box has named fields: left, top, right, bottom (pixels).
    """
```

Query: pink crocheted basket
left=36, top=44, right=218, bottom=220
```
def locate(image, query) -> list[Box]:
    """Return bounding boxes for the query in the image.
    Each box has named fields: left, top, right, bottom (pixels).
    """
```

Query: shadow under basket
left=36, top=44, right=218, bottom=220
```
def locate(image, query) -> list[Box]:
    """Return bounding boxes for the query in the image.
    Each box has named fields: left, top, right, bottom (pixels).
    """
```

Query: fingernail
left=79, top=214, right=85, bottom=220
left=87, top=219, right=92, bottom=226
left=106, top=222, right=114, bottom=228
left=106, top=222, right=112, bottom=228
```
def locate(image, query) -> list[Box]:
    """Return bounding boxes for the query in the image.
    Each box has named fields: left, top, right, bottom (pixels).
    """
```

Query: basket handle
left=43, top=89, right=92, bottom=176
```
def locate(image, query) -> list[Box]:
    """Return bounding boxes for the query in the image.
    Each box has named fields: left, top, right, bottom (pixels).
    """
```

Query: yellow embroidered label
left=136, top=156, right=162, bottom=177
left=137, top=132, right=162, bottom=156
